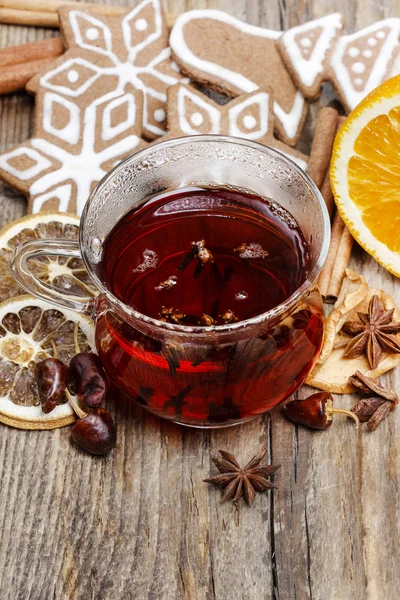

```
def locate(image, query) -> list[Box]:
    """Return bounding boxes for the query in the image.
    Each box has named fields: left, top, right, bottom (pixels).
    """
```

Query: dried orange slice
left=0, top=211, right=96, bottom=302
left=0, top=295, right=95, bottom=430
left=331, top=75, right=400, bottom=277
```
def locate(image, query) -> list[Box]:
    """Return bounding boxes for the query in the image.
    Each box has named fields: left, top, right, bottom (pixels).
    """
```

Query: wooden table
left=0, top=1, right=399, bottom=599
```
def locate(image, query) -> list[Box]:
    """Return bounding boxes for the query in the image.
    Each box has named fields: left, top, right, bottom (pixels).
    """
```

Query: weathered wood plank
left=0, top=1, right=398, bottom=599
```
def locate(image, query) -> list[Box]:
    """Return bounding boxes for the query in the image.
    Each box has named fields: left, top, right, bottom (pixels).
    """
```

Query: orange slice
left=331, top=75, right=400, bottom=277
left=0, top=295, right=95, bottom=430
left=0, top=211, right=97, bottom=303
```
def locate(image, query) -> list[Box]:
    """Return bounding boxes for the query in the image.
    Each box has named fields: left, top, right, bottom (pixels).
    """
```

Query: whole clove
left=198, top=314, right=216, bottom=326
left=178, top=239, right=214, bottom=275
left=219, top=309, right=238, bottom=324
left=158, top=306, right=187, bottom=324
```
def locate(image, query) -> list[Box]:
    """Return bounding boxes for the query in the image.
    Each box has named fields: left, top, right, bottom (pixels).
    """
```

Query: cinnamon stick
left=306, top=107, right=339, bottom=189
left=320, top=169, right=335, bottom=218
left=318, top=210, right=346, bottom=299
left=0, top=7, right=58, bottom=27
left=0, top=57, right=54, bottom=95
left=325, top=226, right=354, bottom=302
left=0, top=0, right=127, bottom=16
left=0, top=36, right=63, bottom=67
left=0, top=2, right=177, bottom=29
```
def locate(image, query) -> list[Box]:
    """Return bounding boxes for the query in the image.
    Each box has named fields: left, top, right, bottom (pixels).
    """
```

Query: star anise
left=204, top=447, right=280, bottom=506
left=341, top=295, right=400, bottom=369
left=349, top=370, right=398, bottom=431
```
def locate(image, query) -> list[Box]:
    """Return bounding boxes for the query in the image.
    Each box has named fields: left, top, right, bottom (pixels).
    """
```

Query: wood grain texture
left=0, top=1, right=399, bottom=599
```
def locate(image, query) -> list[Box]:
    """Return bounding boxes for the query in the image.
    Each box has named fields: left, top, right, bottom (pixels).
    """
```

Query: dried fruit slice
left=0, top=211, right=96, bottom=302
left=0, top=295, right=95, bottom=430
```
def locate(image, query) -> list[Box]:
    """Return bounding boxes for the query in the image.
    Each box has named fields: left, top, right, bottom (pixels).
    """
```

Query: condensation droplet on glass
left=91, top=237, right=102, bottom=258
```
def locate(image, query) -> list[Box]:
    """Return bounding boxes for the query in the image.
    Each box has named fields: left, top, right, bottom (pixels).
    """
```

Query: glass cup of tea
left=11, top=136, right=330, bottom=428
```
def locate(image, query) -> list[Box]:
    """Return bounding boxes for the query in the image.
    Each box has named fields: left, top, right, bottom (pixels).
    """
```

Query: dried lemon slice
left=0, top=295, right=95, bottom=430
left=0, top=211, right=96, bottom=302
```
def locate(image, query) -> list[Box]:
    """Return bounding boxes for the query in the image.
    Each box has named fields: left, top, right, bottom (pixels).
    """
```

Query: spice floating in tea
left=220, top=309, right=238, bottom=324
left=178, top=239, right=214, bottom=274
left=102, top=188, right=310, bottom=326
left=198, top=314, right=216, bottom=326
left=234, top=242, right=269, bottom=260
left=158, top=306, right=187, bottom=324
left=155, top=275, right=178, bottom=291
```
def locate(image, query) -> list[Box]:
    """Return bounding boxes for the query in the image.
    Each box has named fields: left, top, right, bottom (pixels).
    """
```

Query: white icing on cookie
left=376, top=30, right=386, bottom=39
left=170, top=9, right=305, bottom=141
left=41, top=57, right=102, bottom=98
left=0, top=147, right=52, bottom=180
left=0, top=87, right=142, bottom=215
left=363, top=49, right=373, bottom=58
left=41, top=1, right=183, bottom=138
left=330, top=19, right=400, bottom=109
left=177, top=86, right=221, bottom=134
left=86, top=27, right=100, bottom=41
left=242, top=115, right=257, bottom=129
left=273, top=91, right=305, bottom=142
left=348, top=47, right=360, bottom=57
left=43, top=92, right=81, bottom=145
left=32, top=183, right=73, bottom=213
left=190, top=112, right=204, bottom=126
left=300, top=38, right=312, bottom=48
left=135, top=18, right=148, bottom=31
left=354, top=78, right=363, bottom=85
left=351, top=61, right=366, bottom=74
left=154, top=108, right=166, bottom=122
left=280, top=14, right=343, bottom=89
left=102, top=93, right=137, bottom=141
left=228, top=92, right=269, bottom=139
left=67, top=69, right=79, bottom=83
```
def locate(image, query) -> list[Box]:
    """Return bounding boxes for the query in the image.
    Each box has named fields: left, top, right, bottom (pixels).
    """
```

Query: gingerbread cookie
left=163, top=83, right=308, bottom=170
left=277, top=13, right=344, bottom=100
left=0, top=76, right=145, bottom=215
left=328, top=19, right=400, bottom=110
left=169, top=9, right=308, bottom=146
left=28, top=0, right=186, bottom=139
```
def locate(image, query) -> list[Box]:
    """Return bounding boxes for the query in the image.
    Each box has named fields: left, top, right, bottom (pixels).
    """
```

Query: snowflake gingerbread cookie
left=0, top=76, right=145, bottom=215
left=163, top=83, right=308, bottom=170
left=28, top=0, right=186, bottom=139
left=169, top=9, right=308, bottom=147
left=0, top=0, right=189, bottom=215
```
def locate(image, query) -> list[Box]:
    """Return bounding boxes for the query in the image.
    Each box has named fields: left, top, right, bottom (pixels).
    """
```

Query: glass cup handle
left=11, top=238, right=93, bottom=313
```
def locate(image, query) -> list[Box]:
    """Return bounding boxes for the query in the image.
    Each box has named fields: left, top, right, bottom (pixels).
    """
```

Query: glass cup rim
left=81, top=135, right=331, bottom=335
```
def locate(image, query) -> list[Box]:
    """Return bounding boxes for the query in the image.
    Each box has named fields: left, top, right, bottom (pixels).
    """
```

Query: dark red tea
left=96, top=187, right=324, bottom=426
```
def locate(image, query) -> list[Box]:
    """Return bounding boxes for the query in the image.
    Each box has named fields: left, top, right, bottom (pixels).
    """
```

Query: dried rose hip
left=282, top=392, right=359, bottom=430
left=71, top=408, right=116, bottom=455
left=35, top=358, right=70, bottom=414
left=70, top=352, right=107, bottom=408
